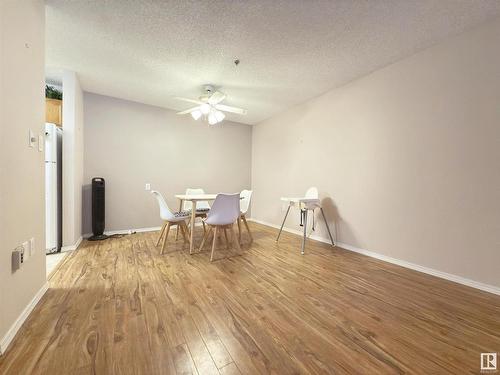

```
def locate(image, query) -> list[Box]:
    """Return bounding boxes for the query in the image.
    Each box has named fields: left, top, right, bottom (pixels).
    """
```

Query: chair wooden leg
left=175, top=200, right=183, bottom=241
left=210, top=227, right=218, bottom=262
left=156, top=222, right=166, bottom=246
left=237, top=217, right=242, bottom=243
left=182, top=221, right=191, bottom=243
left=231, top=224, right=241, bottom=252
left=161, top=222, right=171, bottom=255
left=180, top=223, right=188, bottom=244
left=202, top=220, right=206, bottom=235
left=242, top=215, right=253, bottom=243
left=199, top=226, right=212, bottom=251
left=223, top=228, right=230, bottom=250
left=183, top=220, right=190, bottom=237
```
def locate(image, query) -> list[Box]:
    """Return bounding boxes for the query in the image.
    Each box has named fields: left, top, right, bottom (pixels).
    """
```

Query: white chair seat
left=204, top=194, right=240, bottom=225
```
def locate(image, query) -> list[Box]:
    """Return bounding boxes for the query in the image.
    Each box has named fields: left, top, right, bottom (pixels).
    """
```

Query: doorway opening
left=45, top=79, right=66, bottom=277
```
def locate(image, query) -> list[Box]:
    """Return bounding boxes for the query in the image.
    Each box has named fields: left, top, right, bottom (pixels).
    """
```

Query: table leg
left=175, top=199, right=183, bottom=241
left=301, top=209, right=308, bottom=255
left=189, top=200, right=197, bottom=254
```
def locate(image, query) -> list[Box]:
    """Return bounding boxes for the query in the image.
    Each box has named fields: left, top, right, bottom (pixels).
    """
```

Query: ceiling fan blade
left=215, top=104, right=247, bottom=115
left=173, top=96, right=204, bottom=105
left=208, top=91, right=226, bottom=105
left=177, top=106, right=199, bottom=115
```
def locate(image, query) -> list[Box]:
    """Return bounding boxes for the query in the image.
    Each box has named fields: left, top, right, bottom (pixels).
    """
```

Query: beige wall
left=0, top=0, right=46, bottom=344
left=62, top=70, right=84, bottom=247
left=0, top=2, right=3, bottom=344
left=252, top=19, right=500, bottom=288
left=83, top=93, right=252, bottom=234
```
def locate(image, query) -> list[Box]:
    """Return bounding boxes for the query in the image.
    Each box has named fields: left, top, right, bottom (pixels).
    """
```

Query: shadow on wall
left=82, top=184, right=92, bottom=235
left=319, top=196, right=339, bottom=242
left=319, top=195, right=359, bottom=249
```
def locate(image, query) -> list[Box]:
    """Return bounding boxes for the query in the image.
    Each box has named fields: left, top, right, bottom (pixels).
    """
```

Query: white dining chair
left=176, top=187, right=210, bottom=240
left=238, top=189, right=253, bottom=243
left=183, top=188, right=211, bottom=211
left=198, top=193, right=241, bottom=261
left=151, top=190, right=191, bottom=254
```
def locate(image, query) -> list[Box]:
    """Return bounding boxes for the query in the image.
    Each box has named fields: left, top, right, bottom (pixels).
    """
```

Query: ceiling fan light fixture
left=191, top=109, right=202, bottom=120
left=200, top=103, right=211, bottom=115
left=174, top=87, right=246, bottom=125
left=208, top=112, right=218, bottom=125
left=214, top=110, right=225, bottom=122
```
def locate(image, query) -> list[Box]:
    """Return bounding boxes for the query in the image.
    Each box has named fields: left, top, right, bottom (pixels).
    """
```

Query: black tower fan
left=88, top=177, right=109, bottom=241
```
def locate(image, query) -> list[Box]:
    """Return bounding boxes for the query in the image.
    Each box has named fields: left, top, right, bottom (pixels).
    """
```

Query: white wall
left=251, top=19, right=500, bottom=289
left=83, top=93, right=252, bottom=234
left=0, top=0, right=46, bottom=350
left=62, top=70, right=84, bottom=247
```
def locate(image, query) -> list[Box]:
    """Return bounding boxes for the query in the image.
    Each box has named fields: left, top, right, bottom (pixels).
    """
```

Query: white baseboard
left=82, top=223, right=207, bottom=239
left=0, top=282, right=49, bottom=354
left=248, top=218, right=500, bottom=296
left=83, top=226, right=162, bottom=238
left=61, top=236, right=82, bottom=252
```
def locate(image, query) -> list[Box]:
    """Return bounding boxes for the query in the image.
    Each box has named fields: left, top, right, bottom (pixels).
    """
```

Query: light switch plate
left=30, top=237, right=35, bottom=255
left=28, top=129, right=36, bottom=148
left=22, top=241, right=29, bottom=261
left=145, top=183, right=151, bottom=191
left=38, top=135, right=44, bottom=152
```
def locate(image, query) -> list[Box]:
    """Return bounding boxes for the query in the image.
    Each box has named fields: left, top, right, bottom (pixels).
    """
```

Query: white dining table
left=175, top=194, right=218, bottom=254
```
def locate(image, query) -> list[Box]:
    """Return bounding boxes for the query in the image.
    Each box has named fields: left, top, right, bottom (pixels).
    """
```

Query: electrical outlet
left=145, top=183, right=151, bottom=191
left=30, top=237, right=35, bottom=255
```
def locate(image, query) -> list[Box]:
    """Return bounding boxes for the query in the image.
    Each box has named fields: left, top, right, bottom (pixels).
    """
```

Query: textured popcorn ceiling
left=46, top=1, right=500, bottom=125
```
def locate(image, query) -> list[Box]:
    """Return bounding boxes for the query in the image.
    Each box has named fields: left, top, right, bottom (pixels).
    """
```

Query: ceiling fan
left=174, top=85, right=247, bottom=125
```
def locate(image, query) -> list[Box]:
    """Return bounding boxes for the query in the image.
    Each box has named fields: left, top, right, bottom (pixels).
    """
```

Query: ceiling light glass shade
left=200, top=103, right=211, bottom=115
left=214, top=110, right=225, bottom=122
left=191, top=109, right=202, bottom=120
left=208, top=112, right=218, bottom=125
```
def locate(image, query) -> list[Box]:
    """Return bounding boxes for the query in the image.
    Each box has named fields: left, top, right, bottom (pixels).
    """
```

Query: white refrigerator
left=45, top=123, right=62, bottom=253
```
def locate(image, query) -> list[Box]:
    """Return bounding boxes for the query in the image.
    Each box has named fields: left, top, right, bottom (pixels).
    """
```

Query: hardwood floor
left=0, top=222, right=499, bottom=374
